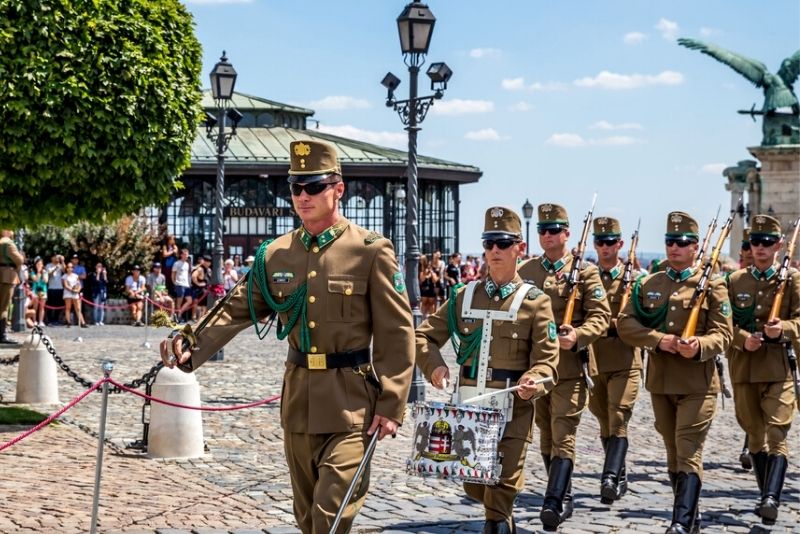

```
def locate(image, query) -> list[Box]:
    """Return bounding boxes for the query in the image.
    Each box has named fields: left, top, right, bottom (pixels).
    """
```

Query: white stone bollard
left=147, top=366, right=205, bottom=459
left=16, top=331, right=60, bottom=404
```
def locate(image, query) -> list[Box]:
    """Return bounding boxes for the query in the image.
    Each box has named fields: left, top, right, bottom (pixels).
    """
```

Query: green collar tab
left=299, top=220, right=348, bottom=251
left=541, top=254, right=570, bottom=273
left=485, top=278, right=518, bottom=299
left=750, top=264, right=777, bottom=281
left=601, top=264, right=622, bottom=280
left=665, top=266, right=695, bottom=282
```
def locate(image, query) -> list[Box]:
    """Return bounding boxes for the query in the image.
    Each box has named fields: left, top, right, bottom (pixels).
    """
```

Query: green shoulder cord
left=447, top=286, right=482, bottom=379
left=631, top=277, right=668, bottom=331
left=247, top=240, right=311, bottom=352
left=732, top=302, right=756, bottom=333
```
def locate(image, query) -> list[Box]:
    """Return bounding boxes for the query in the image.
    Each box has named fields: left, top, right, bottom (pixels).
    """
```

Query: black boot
left=540, top=456, right=573, bottom=531
left=600, top=436, right=628, bottom=504
left=0, top=321, right=20, bottom=346
left=758, top=454, right=788, bottom=525
left=668, top=471, right=678, bottom=493
left=482, top=518, right=513, bottom=534
left=751, top=450, right=769, bottom=516
left=665, top=472, right=701, bottom=534
left=739, top=435, right=752, bottom=470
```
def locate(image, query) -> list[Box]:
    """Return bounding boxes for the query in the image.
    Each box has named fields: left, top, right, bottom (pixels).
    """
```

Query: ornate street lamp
left=383, top=1, right=453, bottom=402
left=522, top=199, right=534, bottom=253
left=206, top=51, right=241, bottom=361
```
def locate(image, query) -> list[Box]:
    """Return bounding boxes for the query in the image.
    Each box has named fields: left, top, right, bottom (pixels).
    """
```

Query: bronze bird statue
left=677, top=38, right=800, bottom=114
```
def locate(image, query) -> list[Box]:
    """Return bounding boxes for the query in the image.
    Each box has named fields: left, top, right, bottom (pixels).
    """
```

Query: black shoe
left=600, top=436, right=628, bottom=504
left=758, top=454, right=788, bottom=525
left=540, top=456, right=573, bottom=530
left=666, top=472, right=701, bottom=534
left=482, top=518, right=513, bottom=534
left=0, top=337, right=20, bottom=346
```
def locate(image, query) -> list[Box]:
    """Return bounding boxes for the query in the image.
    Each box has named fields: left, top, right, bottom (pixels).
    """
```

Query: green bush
left=0, top=0, right=202, bottom=228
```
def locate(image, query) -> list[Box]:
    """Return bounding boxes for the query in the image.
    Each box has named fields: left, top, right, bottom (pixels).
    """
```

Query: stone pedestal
left=749, top=144, right=800, bottom=259
left=148, top=366, right=205, bottom=459
left=15, top=332, right=60, bottom=404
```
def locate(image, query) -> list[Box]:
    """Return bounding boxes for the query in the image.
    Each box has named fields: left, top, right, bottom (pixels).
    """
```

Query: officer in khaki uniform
left=617, top=211, right=732, bottom=534
left=0, top=229, right=23, bottom=345
left=416, top=206, right=559, bottom=534
left=161, top=140, right=415, bottom=534
left=586, top=217, right=643, bottom=505
left=517, top=204, right=611, bottom=531
left=726, top=214, right=799, bottom=525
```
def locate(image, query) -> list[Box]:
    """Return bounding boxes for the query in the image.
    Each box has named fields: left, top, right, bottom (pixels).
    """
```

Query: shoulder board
left=526, top=286, right=544, bottom=300
left=364, top=231, right=383, bottom=245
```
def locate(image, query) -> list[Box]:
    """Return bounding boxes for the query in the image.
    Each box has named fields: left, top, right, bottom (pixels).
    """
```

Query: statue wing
left=677, top=38, right=769, bottom=88
left=777, top=50, right=800, bottom=87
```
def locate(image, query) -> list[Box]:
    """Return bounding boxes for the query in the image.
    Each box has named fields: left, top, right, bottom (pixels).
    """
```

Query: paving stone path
left=0, top=325, right=797, bottom=533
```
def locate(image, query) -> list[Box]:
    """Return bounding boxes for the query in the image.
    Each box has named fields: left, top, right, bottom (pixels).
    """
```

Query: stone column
left=723, top=160, right=759, bottom=261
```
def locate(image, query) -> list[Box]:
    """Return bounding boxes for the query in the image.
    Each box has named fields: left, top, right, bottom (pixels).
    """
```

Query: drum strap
left=460, top=281, right=532, bottom=398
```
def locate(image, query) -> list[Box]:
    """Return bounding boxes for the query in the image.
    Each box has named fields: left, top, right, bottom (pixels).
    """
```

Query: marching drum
left=407, top=400, right=505, bottom=485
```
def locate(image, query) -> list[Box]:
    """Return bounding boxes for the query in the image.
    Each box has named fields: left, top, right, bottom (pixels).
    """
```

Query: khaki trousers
left=588, top=368, right=641, bottom=438
left=534, top=377, right=588, bottom=460
left=0, top=282, right=14, bottom=324
left=284, top=430, right=369, bottom=534
left=651, top=392, right=716, bottom=476
left=733, top=381, right=794, bottom=457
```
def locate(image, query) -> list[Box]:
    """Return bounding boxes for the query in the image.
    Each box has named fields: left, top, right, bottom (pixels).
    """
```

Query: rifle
left=562, top=193, right=597, bottom=390
left=714, top=354, right=732, bottom=408
left=695, top=205, right=720, bottom=268
left=680, top=207, right=735, bottom=340
left=617, top=218, right=641, bottom=315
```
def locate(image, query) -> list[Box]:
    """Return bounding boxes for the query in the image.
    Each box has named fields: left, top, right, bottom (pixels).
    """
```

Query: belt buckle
left=307, top=354, right=327, bottom=370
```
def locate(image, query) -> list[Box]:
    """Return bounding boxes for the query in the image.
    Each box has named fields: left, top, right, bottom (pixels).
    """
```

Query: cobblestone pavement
left=0, top=325, right=798, bottom=533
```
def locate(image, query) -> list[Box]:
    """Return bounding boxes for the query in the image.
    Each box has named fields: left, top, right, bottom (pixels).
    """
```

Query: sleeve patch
left=720, top=301, right=731, bottom=318
left=593, top=287, right=605, bottom=299
left=527, top=287, right=543, bottom=300
left=365, top=231, right=383, bottom=244
left=393, top=272, right=406, bottom=294
left=548, top=322, right=557, bottom=341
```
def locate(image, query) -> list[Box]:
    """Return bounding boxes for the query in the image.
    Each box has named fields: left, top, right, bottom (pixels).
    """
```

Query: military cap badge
left=754, top=215, right=766, bottom=225
left=491, top=207, right=504, bottom=218
left=294, top=142, right=311, bottom=156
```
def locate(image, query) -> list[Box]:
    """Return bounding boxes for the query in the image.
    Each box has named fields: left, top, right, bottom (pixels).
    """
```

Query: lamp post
left=382, top=1, right=453, bottom=403
left=206, top=51, right=241, bottom=361
left=522, top=199, right=533, bottom=253
left=11, top=229, right=25, bottom=332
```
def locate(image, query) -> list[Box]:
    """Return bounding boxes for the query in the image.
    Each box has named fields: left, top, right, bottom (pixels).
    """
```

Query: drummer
left=416, top=206, right=559, bottom=533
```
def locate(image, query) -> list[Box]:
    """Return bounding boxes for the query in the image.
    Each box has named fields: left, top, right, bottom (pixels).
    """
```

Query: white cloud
left=574, top=70, right=684, bottom=89
left=469, top=48, right=501, bottom=59
left=623, top=32, right=647, bottom=45
left=546, top=133, right=641, bottom=147
left=701, top=163, right=727, bottom=175
left=700, top=27, right=722, bottom=37
left=464, top=128, right=508, bottom=141
left=308, top=96, right=371, bottom=110
left=316, top=124, right=406, bottom=150
left=501, top=77, right=525, bottom=90
left=430, top=99, right=494, bottom=115
left=588, top=120, right=643, bottom=131
left=509, top=101, right=534, bottom=112
left=655, top=18, right=679, bottom=40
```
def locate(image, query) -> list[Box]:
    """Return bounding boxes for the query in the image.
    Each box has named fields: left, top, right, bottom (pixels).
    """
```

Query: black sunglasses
left=290, top=182, right=336, bottom=196
left=537, top=227, right=564, bottom=236
left=741, top=242, right=751, bottom=251
left=665, top=238, right=696, bottom=248
left=483, top=239, right=519, bottom=250
left=594, top=238, right=620, bottom=247
left=750, top=236, right=779, bottom=248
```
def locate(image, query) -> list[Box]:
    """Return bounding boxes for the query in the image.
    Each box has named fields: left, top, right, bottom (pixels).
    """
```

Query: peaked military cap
left=741, top=227, right=750, bottom=246
left=481, top=206, right=523, bottom=240
left=665, top=211, right=699, bottom=240
left=537, top=203, right=569, bottom=229
left=288, top=140, right=342, bottom=183
left=749, top=214, right=781, bottom=237
left=593, top=216, right=621, bottom=237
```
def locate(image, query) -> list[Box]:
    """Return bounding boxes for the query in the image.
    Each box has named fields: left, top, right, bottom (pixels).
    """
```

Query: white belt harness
left=451, top=281, right=533, bottom=422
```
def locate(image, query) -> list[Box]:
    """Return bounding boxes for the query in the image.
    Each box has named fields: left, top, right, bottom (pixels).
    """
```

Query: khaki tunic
left=415, top=274, right=559, bottom=522
left=180, top=218, right=415, bottom=534
left=726, top=266, right=800, bottom=456
left=617, top=269, right=732, bottom=475
left=518, top=255, right=611, bottom=459
left=588, top=263, right=643, bottom=438
left=0, top=237, right=23, bottom=324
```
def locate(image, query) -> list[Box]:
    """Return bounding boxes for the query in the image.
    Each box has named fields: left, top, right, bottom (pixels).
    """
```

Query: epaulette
left=364, top=231, right=383, bottom=245
left=526, top=286, right=544, bottom=300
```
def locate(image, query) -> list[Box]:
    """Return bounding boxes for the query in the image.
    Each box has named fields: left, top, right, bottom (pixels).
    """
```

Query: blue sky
left=184, top=0, right=800, bottom=255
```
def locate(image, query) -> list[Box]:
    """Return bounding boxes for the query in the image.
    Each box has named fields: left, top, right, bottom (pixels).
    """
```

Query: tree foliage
left=0, top=0, right=202, bottom=228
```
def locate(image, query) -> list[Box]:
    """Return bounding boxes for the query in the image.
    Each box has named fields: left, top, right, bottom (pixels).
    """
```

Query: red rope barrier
left=108, top=379, right=280, bottom=411
left=0, top=378, right=106, bottom=452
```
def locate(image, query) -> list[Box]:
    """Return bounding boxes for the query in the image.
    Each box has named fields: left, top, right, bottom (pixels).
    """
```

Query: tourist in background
left=29, top=257, right=48, bottom=327
left=88, top=262, right=108, bottom=325
left=125, top=265, right=146, bottom=326
left=61, top=262, right=87, bottom=328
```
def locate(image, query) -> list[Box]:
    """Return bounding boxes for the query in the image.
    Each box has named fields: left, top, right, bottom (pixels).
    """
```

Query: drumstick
left=329, top=428, right=381, bottom=534
left=461, top=376, right=554, bottom=405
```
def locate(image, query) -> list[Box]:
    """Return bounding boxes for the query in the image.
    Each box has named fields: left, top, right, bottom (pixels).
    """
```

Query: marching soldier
left=416, top=206, right=559, bottom=534
left=0, top=229, right=23, bottom=346
left=726, top=214, right=799, bottom=525
left=587, top=217, right=642, bottom=504
left=161, top=140, right=415, bottom=534
left=618, top=211, right=732, bottom=534
left=517, top=203, right=611, bottom=531
left=732, top=227, right=754, bottom=471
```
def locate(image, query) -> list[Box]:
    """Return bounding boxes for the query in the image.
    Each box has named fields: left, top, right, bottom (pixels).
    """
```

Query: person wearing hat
left=0, top=229, right=24, bottom=344
left=725, top=214, right=799, bottom=526
left=586, top=217, right=643, bottom=505
left=617, top=211, right=732, bottom=533
left=125, top=265, right=147, bottom=326
left=160, top=139, right=415, bottom=533
left=739, top=228, right=754, bottom=269
left=147, top=262, right=175, bottom=321
left=517, top=203, right=611, bottom=530
left=416, top=206, right=559, bottom=534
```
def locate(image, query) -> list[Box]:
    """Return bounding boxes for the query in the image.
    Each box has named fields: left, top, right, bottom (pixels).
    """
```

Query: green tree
left=0, top=0, right=201, bottom=228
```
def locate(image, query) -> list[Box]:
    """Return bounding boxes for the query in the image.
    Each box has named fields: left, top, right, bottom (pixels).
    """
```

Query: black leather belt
left=0, top=264, right=14, bottom=267
left=606, top=327, right=619, bottom=338
left=461, top=366, right=524, bottom=382
left=287, top=346, right=370, bottom=370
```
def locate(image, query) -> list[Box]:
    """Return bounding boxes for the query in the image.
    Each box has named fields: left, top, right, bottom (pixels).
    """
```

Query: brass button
left=512, top=332, right=518, bottom=339
left=670, top=306, right=676, bottom=311
left=756, top=305, right=762, bottom=309
left=463, top=327, right=469, bottom=333
left=345, top=288, right=353, bottom=296
left=312, top=246, right=320, bottom=253
left=493, top=296, right=500, bottom=302
left=309, top=296, right=316, bottom=303
left=278, top=291, right=283, bottom=298
left=309, top=270, right=317, bottom=278
left=669, top=321, right=674, bottom=327
left=310, top=346, right=318, bottom=353
left=309, top=321, right=316, bottom=329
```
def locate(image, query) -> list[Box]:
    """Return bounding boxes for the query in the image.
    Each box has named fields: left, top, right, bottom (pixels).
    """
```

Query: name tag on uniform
left=272, top=272, right=295, bottom=284
left=646, top=291, right=662, bottom=300
left=462, top=318, right=477, bottom=324
left=736, top=293, right=751, bottom=302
